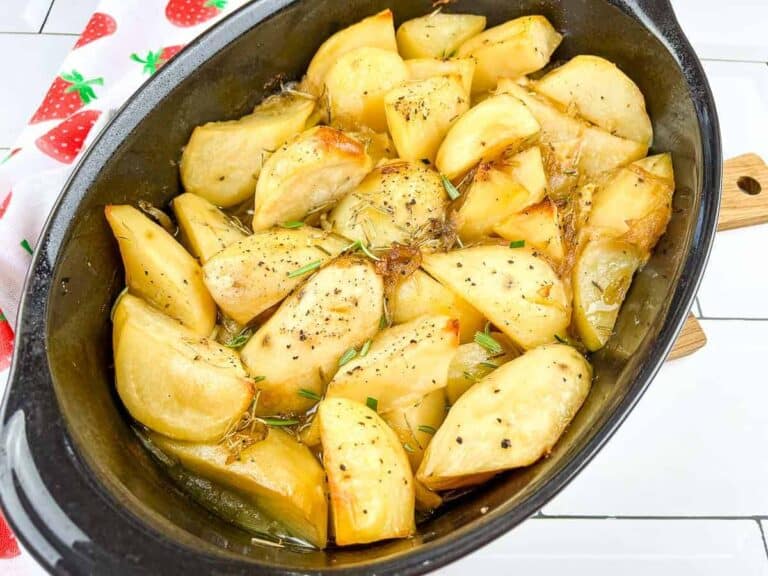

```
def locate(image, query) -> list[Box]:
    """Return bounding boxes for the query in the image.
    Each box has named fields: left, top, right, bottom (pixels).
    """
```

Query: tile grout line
left=0, top=31, right=77, bottom=37
left=698, top=316, right=768, bottom=322
left=38, top=0, right=57, bottom=34
left=537, top=514, right=768, bottom=520
left=758, top=520, right=768, bottom=563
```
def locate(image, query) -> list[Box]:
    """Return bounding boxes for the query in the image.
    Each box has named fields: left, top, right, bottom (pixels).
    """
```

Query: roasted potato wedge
left=180, top=93, right=315, bottom=208
left=493, top=199, right=565, bottom=263
left=329, top=160, right=448, bottom=248
left=113, top=294, right=253, bottom=442
left=436, top=94, right=540, bottom=180
left=240, top=259, right=383, bottom=416
left=505, top=146, right=548, bottom=200
left=203, top=227, right=348, bottom=325
left=105, top=204, right=216, bottom=336
left=172, top=193, right=247, bottom=263
left=418, top=344, right=592, bottom=490
left=446, top=340, right=516, bottom=405
left=634, top=152, right=674, bottom=182
left=422, top=245, right=570, bottom=349
left=390, top=270, right=484, bottom=343
left=319, top=398, right=415, bottom=545
left=304, top=10, right=398, bottom=95
left=535, top=55, right=653, bottom=145
left=404, top=57, right=476, bottom=96
left=348, top=130, right=397, bottom=166
left=457, top=15, right=562, bottom=93
left=151, top=429, right=328, bottom=548
left=252, top=126, right=372, bottom=231
left=325, top=47, right=409, bottom=132
left=383, top=389, right=447, bottom=471
left=327, top=315, right=459, bottom=413
left=397, top=13, right=486, bottom=60
left=384, top=75, right=469, bottom=163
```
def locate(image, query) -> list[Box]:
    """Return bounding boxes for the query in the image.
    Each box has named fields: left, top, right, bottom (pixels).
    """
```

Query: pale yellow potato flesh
left=534, top=55, right=653, bottom=145
left=202, top=227, right=348, bottom=325
left=327, top=315, right=459, bottom=412
left=151, top=429, right=328, bottom=548
left=325, top=47, right=409, bottom=132
left=240, top=259, right=383, bottom=416
left=304, top=10, right=398, bottom=95
left=390, top=269, right=484, bottom=343
left=172, top=193, right=246, bottom=264
left=493, top=199, right=565, bottom=263
left=573, top=239, right=643, bottom=351
left=347, top=130, right=397, bottom=166
left=383, top=389, right=447, bottom=471
left=384, top=75, right=469, bottom=163
left=505, top=146, right=548, bottom=199
left=446, top=340, right=516, bottom=405
left=633, top=152, right=674, bottom=182
left=113, top=294, right=253, bottom=442
left=105, top=204, right=216, bottom=337
left=397, top=13, right=486, bottom=59
left=422, top=245, right=570, bottom=349
left=418, top=345, right=592, bottom=490
left=404, top=58, right=476, bottom=96
left=457, top=15, right=562, bottom=93
left=180, top=93, right=315, bottom=208
left=252, top=126, right=372, bottom=231
left=435, top=94, right=540, bottom=180
left=319, top=398, right=415, bottom=545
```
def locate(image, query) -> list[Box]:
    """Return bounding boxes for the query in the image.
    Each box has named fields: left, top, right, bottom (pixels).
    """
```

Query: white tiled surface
left=0, top=1, right=766, bottom=575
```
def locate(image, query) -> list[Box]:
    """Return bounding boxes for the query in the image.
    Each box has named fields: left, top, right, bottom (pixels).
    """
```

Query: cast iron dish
left=0, top=0, right=720, bottom=573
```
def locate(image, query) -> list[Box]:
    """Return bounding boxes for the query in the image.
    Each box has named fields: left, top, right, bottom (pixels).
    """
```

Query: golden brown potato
left=634, top=152, right=674, bottom=182
left=383, top=389, right=447, bottom=471
left=422, top=245, right=570, bottom=349
left=534, top=55, right=653, bottom=145
left=326, top=315, right=459, bottom=413
left=252, top=126, right=372, bottom=231
left=240, top=259, right=383, bottom=416
left=446, top=340, right=516, bottom=405
left=325, top=47, right=409, bottom=132
left=418, top=344, right=591, bottom=490
left=414, top=480, right=443, bottom=513
left=329, top=160, right=448, bottom=248
left=456, top=15, right=562, bottom=93
left=397, top=13, right=486, bottom=59
left=151, top=428, right=328, bottom=548
left=172, top=193, right=246, bottom=263
left=384, top=75, right=469, bottom=162
left=105, top=204, right=216, bottom=336
left=347, top=130, right=397, bottom=166
left=180, top=93, right=315, bottom=208
left=304, top=10, right=398, bottom=95
left=436, top=94, right=540, bottom=180
left=572, top=238, right=643, bottom=351
left=319, top=397, right=415, bottom=545
left=493, top=199, right=565, bottom=263
left=390, top=270, right=484, bottom=343
left=113, top=294, right=253, bottom=442
left=203, top=227, right=348, bottom=325
left=404, top=57, right=476, bottom=96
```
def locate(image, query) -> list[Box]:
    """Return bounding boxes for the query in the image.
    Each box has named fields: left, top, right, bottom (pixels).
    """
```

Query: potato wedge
left=634, top=152, right=674, bottom=182
left=383, top=389, right=447, bottom=471
left=325, top=47, right=409, bottom=132
left=252, top=126, right=372, bottom=231
left=422, top=245, right=570, bottom=349
left=304, top=10, right=397, bottom=95
left=397, top=13, right=486, bottom=60
left=446, top=341, right=516, bottom=405
left=151, top=429, right=327, bottom=548
left=496, top=79, right=582, bottom=141
left=329, top=160, right=448, bottom=248
left=203, top=227, right=348, bottom=325
left=572, top=238, right=643, bottom=351
left=180, top=93, right=315, bottom=208
left=534, top=55, right=653, bottom=145
left=241, top=259, right=383, bottom=416
left=172, top=193, right=247, bottom=263
left=493, top=199, right=565, bottom=263
left=578, top=126, right=649, bottom=176
left=113, top=294, right=253, bottom=442
left=436, top=94, right=540, bottom=180
left=347, top=130, right=397, bottom=166
left=327, top=315, right=459, bottom=412
left=418, top=344, right=591, bottom=490
left=457, top=15, right=562, bottom=93
left=404, top=58, right=476, bottom=95
left=384, top=75, right=469, bottom=162
left=105, top=204, right=216, bottom=336
left=319, top=398, right=415, bottom=545
left=390, top=270, right=484, bottom=343
left=506, top=146, right=548, bottom=200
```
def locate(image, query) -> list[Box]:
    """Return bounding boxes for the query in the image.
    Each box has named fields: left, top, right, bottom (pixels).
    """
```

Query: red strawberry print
left=0, top=510, right=19, bottom=557
left=30, top=70, right=103, bottom=124
left=166, top=0, right=227, bottom=27
left=35, top=110, right=101, bottom=164
left=130, top=45, right=185, bottom=75
left=74, top=12, right=117, bottom=49
left=0, top=190, right=11, bottom=219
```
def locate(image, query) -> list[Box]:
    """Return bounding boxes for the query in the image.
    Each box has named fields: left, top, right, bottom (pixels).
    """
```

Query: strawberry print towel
left=0, top=0, right=249, bottom=569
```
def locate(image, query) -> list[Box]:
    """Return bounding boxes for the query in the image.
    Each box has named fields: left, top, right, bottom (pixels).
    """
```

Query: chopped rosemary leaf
left=554, top=334, right=567, bottom=344
left=462, top=370, right=478, bottom=382
left=509, top=240, right=526, bottom=248
left=379, top=314, right=388, bottom=330
left=338, top=347, right=358, bottom=367
left=474, top=331, right=504, bottom=356
left=224, top=328, right=253, bottom=349
left=298, top=388, right=321, bottom=401
left=418, top=424, right=437, bottom=435
left=359, top=339, right=372, bottom=357
left=280, top=220, right=304, bottom=229
left=344, top=239, right=380, bottom=261
left=366, top=397, right=378, bottom=412
left=403, top=442, right=415, bottom=453
left=441, top=175, right=461, bottom=200
left=251, top=375, right=266, bottom=383
left=479, top=361, right=499, bottom=370
left=287, top=259, right=321, bottom=278
left=261, top=417, right=299, bottom=427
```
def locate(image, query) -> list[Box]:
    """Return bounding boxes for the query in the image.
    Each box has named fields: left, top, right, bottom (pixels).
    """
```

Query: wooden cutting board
left=668, top=153, right=768, bottom=360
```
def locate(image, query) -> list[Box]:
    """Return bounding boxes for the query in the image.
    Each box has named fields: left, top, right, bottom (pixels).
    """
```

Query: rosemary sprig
left=338, top=347, right=358, bottom=367
left=441, top=175, right=461, bottom=200
left=474, top=331, right=504, bottom=356
left=287, top=260, right=321, bottom=278
left=366, top=397, right=378, bottom=412
left=298, top=388, right=321, bottom=402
